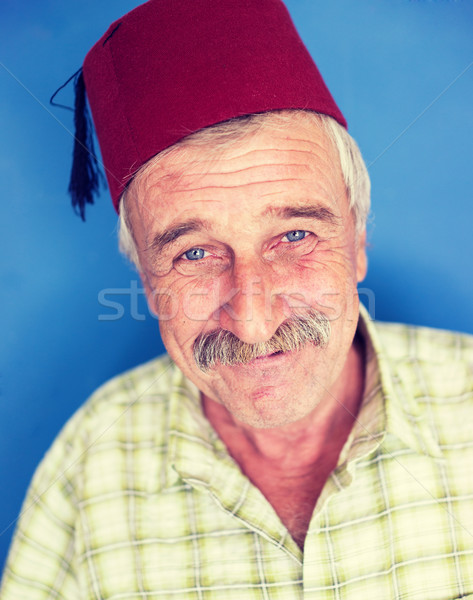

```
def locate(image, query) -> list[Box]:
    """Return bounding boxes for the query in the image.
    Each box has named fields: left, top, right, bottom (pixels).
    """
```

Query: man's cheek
left=283, top=277, right=356, bottom=322
left=147, top=287, right=180, bottom=321
left=181, top=285, right=219, bottom=321
left=143, top=274, right=211, bottom=321
left=314, top=283, right=360, bottom=324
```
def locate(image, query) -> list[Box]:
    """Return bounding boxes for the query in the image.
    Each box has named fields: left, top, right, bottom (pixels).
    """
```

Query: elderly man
left=2, top=0, right=473, bottom=598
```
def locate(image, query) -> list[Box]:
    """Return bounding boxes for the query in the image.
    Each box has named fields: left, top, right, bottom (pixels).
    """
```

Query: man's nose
left=216, top=261, right=286, bottom=344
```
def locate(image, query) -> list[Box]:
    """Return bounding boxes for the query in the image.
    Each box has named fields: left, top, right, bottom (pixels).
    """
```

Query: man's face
left=127, top=115, right=367, bottom=429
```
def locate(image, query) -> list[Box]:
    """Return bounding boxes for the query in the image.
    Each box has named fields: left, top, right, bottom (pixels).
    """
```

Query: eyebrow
left=147, top=218, right=209, bottom=255
left=262, top=203, right=340, bottom=224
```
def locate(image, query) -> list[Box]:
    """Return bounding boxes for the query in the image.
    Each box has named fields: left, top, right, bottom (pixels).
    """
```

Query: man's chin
left=204, top=382, right=319, bottom=430
left=199, top=347, right=325, bottom=428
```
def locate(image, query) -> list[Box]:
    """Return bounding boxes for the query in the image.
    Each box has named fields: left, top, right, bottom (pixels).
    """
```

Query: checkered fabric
left=2, top=307, right=473, bottom=599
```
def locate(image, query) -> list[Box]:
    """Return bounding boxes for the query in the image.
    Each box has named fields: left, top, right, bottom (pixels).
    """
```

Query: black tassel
left=67, top=70, right=104, bottom=220
left=51, top=69, right=104, bottom=220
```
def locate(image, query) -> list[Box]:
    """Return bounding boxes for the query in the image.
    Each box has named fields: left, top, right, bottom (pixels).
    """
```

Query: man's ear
left=356, top=229, right=368, bottom=283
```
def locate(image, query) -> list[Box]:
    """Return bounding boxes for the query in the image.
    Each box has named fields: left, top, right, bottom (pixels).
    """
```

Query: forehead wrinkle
left=136, top=134, right=336, bottom=202
left=194, top=145, right=330, bottom=170
left=170, top=178, right=307, bottom=194
left=177, top=162, right=308, bottom=179
left=171, top=160, right=314, bottom=191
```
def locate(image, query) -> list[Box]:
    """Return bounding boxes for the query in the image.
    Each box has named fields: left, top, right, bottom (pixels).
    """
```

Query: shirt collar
left=357, top=304, right=443, bottom=460
left=161, top=365, right=216, bottom=490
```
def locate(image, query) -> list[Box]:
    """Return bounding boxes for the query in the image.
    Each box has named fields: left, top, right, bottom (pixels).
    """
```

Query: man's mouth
left=255, top=350, right=284, bottom=359
left=241, top=349, right=292, bottom=367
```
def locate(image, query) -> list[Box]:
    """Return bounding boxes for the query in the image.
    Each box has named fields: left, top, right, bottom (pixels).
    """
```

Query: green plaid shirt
left=2, top=307, right=473, bottom=599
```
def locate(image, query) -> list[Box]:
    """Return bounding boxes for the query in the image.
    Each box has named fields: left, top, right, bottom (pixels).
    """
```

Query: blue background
left=1, top=0, right=472, bottom=572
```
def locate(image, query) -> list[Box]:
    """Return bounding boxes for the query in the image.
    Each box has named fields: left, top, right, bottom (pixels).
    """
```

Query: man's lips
left=254, top=350, right=284, bottom=360
left=229, top=349, right=294, bottom=370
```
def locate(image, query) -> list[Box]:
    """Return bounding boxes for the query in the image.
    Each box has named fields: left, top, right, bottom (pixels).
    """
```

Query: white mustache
left=193, top=310, right=331, bottom=372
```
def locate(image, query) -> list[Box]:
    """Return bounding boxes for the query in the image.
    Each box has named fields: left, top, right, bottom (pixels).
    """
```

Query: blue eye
left=284, top=230, right=307, bottom=242
left=184, top=248, right=206, bottom=261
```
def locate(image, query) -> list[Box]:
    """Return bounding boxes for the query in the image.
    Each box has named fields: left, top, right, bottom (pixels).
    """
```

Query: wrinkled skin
left=126, top=114, right=367, bottom=432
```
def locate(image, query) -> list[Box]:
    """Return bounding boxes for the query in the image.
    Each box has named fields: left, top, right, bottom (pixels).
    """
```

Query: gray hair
left=118, top=110, right=370, bottom=271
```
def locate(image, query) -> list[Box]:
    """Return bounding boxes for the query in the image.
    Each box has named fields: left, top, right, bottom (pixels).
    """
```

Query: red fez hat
left=73, top=0, right=346, bottom=215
